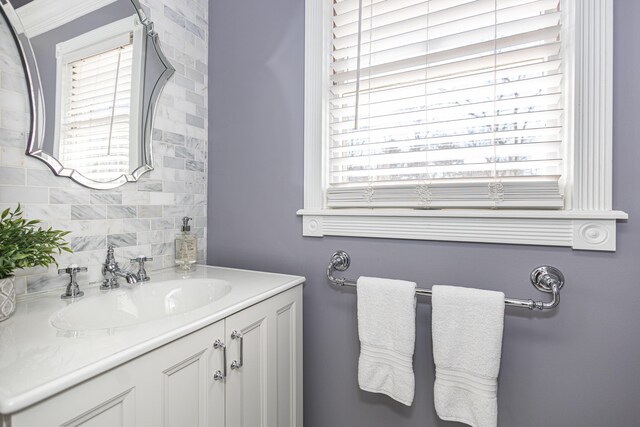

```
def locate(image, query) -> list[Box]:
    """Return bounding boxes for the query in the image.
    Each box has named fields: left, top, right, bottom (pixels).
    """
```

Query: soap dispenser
left=175, top=216, right=197, bottom=270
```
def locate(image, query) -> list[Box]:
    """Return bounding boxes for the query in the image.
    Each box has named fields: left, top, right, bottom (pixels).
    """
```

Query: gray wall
left=9, top=0, right=32, bottom=8
left=207, top=1, right=640, bottom=426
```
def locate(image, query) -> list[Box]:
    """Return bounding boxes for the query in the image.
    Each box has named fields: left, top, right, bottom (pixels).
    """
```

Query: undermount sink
left=50, top=279, right=232, bottom=332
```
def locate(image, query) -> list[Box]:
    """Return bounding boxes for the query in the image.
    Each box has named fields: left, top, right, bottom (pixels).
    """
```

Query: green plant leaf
left=0, top=205, right=71, bottom=278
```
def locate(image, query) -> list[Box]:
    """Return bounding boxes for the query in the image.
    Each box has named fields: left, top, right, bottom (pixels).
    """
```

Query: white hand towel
left=431, top=285, right=505, bottom=427
left=357, top=276, right=416, bottom=406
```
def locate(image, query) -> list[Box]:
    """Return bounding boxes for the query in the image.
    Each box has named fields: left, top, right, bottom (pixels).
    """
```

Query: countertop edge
left=0, top=275, right=305, bottom=415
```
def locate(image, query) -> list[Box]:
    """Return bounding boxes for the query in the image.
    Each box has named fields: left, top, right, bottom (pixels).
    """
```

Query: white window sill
left=297, top=209, right=628, bottom=251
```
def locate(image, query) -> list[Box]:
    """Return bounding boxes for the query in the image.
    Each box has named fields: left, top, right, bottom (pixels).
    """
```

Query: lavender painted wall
left=208, top=1, right=640, bottom=425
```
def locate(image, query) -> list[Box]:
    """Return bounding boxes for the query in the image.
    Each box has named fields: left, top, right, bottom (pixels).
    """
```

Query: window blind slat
left=62, top=133, right=130, bottom=144
left=333, top=4, right=561, bottom=60
left=330, top=59, right=562, bottom=109
left=333, top=0, right=557, bottom=38
left=330, top=88, right=563, bottom=128
left=329, top=160, right=562, bottom=182
left=71, top=69, right=133, bottom=88
left=334, top=0, right=497, bottom=35
left=332, top=24, right=560, bottom=81
left=71, top=56, right=133, bottom=75
left=70, top=79, right=132, bottom=99
left=330, top=42, right=561, bottom=97
left=334, top=0, right=560, bottom=50
left=330, top=127, right=562, bottom=155
left=68, top=102, right=131, bottom=118
left=71, top=56, right=133, bottom=77
left=329, top=159, right=562, bottom=179
left=331, top=108, right=562, bottom=139
left=64, top=114, right=130, bottom=128
left=331, top=140, right=560, bottom=167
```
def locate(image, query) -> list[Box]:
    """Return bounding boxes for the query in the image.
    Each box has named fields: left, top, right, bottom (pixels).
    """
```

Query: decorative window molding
left=298, top=0, right=628, bottom=251
left=15, top=0, right=118, bottom=38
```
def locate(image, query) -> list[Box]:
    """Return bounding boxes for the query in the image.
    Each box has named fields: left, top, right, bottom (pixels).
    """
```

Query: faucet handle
left=58, top=264, right=86, bottom=299
left=130, top=256, right=153, bottom=282
left=58, top=264, right=88, bottom=275
left=104, top=244, right=117, bottom=264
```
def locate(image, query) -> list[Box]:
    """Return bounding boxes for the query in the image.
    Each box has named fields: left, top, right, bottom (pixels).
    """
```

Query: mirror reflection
left=1, top=0, right=174, bottom=188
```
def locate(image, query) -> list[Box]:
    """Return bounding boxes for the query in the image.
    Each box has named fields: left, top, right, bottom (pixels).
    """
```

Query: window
left=300, top=0, right=627, bottom=251
left=329, top=0, right=564, bottom=208
left=54, top=15, right=144, bottom=183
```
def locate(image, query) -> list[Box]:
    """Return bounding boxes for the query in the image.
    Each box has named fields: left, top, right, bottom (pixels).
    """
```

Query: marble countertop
left=0, top=265, right=305, bottom=415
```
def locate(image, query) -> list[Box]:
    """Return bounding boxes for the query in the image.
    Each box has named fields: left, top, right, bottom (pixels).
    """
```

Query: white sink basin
left=51, top=279, right=232, bottom=332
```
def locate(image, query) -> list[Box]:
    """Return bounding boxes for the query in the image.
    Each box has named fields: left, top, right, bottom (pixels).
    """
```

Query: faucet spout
left=114, top=270, right=138, bottom=284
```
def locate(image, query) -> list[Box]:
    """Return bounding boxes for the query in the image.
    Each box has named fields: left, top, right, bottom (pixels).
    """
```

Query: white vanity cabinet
left=6, top=285, right=303, bottom=427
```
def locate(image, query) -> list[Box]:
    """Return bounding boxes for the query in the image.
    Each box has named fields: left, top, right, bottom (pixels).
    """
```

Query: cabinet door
left=10, top=352, right=141, bottom=427
left=143, top=320, right=226, bottom=427
left=225, top=286, right=303, bottom=427
left=11, top=376, right=137, bottom=427
left=274, top=286, right=303, bottom=427
left=225, top=298, right=273, bottom=427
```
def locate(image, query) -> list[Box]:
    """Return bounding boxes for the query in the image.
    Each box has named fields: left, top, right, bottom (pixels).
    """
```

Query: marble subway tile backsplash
left=71, top=205, right=107, bottom=220
left=70, top=236, right=108, bottom=253
left=0, top=0, right=208, bottom=294
left=49, top=188, right=90, bottom=205
left=107, top=205, right=138, bottom=219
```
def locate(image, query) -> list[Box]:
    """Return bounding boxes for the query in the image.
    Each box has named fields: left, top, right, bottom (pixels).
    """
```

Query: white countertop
left=0, top=265, right=305, bottom=415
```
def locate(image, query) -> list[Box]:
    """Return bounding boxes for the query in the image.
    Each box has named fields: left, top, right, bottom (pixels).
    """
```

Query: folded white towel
left=431, top=285, right=505, bottom=427
left=357, top=276, right=417, bottom=406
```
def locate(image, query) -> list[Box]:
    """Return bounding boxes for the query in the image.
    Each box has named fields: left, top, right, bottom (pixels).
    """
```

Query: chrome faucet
left=101, top=244, right=138, bottom=289
left=58, top=265, right=87, bottom=299
left=130, top=256, right=153, bottom=282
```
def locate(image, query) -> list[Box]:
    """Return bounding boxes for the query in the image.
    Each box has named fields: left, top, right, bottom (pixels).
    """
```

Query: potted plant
left=0, top=205, right=71, bottom=321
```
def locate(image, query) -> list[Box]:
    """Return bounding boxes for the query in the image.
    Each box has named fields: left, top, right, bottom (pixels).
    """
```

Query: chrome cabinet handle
left=230, top=330, right=243, bottom=370
left=213, top=339, right=226, bottom=381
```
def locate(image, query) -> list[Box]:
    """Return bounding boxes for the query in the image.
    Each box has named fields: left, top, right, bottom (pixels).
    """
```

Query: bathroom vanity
left=0, top=266, right=304, bottom=427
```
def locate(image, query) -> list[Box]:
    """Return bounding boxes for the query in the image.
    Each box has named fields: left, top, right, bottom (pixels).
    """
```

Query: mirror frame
left=0, top=0, right=175, bottom=189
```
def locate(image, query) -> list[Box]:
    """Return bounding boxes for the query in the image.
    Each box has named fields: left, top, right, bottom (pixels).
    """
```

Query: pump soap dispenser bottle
left=175, top=216, right=197, bottom=270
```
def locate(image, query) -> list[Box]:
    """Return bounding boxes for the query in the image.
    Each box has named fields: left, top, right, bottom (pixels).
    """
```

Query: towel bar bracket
left=330, top=251, right=350, bottom=272
left=530, top=266, right=564, bottom=293
left=327, top=250, right=564, bottom=311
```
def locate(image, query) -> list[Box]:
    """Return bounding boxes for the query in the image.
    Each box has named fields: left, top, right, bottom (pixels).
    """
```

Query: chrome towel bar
left=327, top=250, right=564, bottom=310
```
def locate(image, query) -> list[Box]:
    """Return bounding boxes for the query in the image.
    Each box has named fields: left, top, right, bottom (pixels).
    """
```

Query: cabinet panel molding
left=62, top=388, right=135, bottom=427
left=162, top=350, right=208, bottom=427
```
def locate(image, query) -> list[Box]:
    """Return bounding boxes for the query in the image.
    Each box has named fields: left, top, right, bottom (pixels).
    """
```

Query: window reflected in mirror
left=55, top=15, right=144, bottom=183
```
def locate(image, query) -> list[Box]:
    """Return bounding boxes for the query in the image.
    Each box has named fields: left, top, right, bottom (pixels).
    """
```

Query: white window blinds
left=58, top=40, right=134, bottom=182
left=328, top=0, right=565, bottom=209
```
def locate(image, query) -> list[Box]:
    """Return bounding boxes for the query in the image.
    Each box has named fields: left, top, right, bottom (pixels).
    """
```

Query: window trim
left=298, top=0, right=628, bottom=251
left=15, top=0, right=118, bottom=38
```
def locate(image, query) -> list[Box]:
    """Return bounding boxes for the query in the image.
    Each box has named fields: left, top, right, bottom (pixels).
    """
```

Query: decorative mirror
left=0, top=0, right=174, bottom=189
